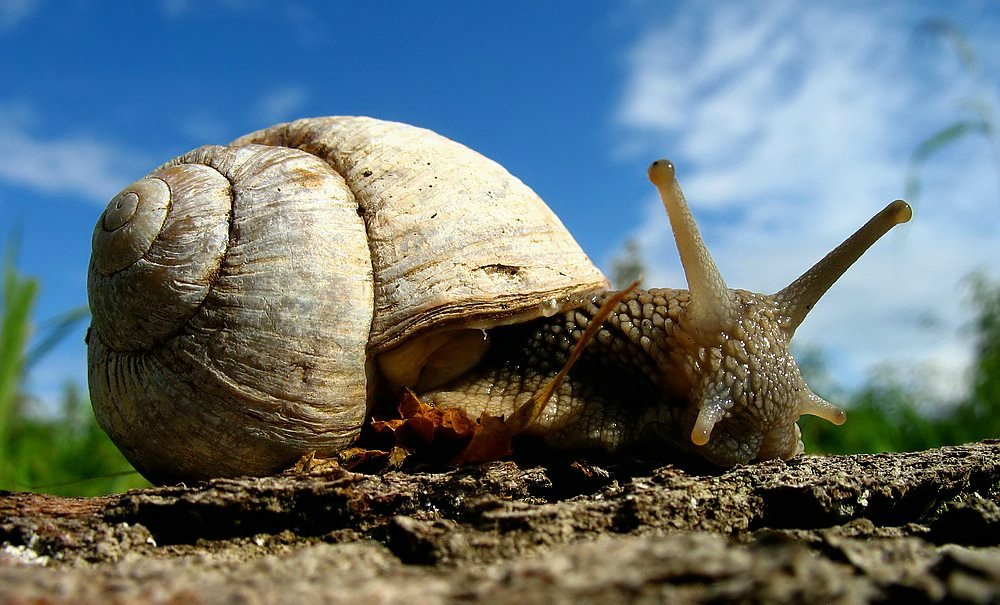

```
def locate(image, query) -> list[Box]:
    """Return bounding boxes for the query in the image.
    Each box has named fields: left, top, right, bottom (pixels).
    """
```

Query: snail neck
left=416, top=285, right=840, bottom=467
left=609, top=285, right=843, bottom=465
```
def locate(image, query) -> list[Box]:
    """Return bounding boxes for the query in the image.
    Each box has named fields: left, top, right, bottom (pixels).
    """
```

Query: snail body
left=87, top=116, right=910, bottom=483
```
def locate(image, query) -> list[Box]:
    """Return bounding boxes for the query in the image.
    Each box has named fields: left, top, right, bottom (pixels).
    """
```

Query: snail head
left=646, top=160, right=911, bottom=464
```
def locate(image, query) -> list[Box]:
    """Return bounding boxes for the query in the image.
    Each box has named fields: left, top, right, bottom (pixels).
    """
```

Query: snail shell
left=88, top=116, right=607, bottom=483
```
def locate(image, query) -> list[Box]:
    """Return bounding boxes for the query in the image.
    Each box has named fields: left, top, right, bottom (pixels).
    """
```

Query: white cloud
left=160, top=0, right=262, bottom=19
left=0, top=0, right=37, bottom=32
left=0, top=107, right=146, bottom=204
left=176, top=111, right=233, bottom=145
left=159, top=0, right=187, bottom=18
left=173, top=87, right=310, bottom=146
left=615, top=2, right=1000, bottom=394
left=255, top=86, right=309, bottom=125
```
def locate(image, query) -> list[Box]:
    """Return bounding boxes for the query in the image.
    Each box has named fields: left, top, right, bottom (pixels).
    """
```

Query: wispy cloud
left=160, top=0, right=262, bottom=19
left=174, top=86, right=310, bottom=145
left=615, top=2, right=1000, bottom=394
left=0, top=106, right=146, bottom=204
left=158, top=0, right=324, bottom=48
left=0, top=0, right=37, bottom=32
left=255, top=86, right=309, bottom=125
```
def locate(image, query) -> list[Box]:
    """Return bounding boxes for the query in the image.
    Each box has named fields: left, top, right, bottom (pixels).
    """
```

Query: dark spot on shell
left=479, top=264, right=522, bottom=278
left=290, top=167, right=327, bottom=189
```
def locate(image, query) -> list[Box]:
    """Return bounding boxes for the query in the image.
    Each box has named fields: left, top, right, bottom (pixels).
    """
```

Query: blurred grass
left=0, top=241, right=36, bottom=454
left=801, top=274, right=1000, bottom=454
left=905, top=18, right=1000, bottom=209
left=0, top=244, right=149, bottom=496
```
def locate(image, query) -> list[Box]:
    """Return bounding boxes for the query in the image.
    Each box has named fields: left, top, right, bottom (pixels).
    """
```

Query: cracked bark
left=2, top=441, right=999, bottom=604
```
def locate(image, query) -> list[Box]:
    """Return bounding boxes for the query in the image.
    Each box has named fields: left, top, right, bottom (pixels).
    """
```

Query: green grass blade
left=25, top=305, right=90, bottom=371
left=0, top=252, right=39, bottom=446
left=914, top=18, right=980, bottom=73
left=904, top=118, right=992, bottom=201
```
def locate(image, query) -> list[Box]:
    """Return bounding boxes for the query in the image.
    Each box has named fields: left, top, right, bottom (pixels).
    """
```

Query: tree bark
left=2, top=441, right=999, bottom=603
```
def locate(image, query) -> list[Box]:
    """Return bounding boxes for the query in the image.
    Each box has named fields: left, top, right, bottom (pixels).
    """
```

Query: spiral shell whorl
left=92, top=177, right=169, bottom=274
left=88, top=162, right=231, bottom=352
left=88, top=143, right=374, bottom=482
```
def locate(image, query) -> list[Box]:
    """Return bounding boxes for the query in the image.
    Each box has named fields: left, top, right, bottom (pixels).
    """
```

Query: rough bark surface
left=2, top=441, right=999, bottom=604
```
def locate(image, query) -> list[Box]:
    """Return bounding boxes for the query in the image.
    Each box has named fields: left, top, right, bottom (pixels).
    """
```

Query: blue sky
left=2, top=1, right=998, bottom=411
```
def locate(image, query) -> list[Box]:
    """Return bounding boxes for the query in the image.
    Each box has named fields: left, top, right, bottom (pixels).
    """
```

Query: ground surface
left=1, top=441, right=999, bottom=604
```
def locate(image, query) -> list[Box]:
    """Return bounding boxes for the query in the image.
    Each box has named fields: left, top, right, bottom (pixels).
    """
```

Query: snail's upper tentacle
left=774, top=199, right=912, bottom=335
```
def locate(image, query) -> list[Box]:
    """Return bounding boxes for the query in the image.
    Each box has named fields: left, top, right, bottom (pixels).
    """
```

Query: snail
left=87, top=116, right=911, bottom=484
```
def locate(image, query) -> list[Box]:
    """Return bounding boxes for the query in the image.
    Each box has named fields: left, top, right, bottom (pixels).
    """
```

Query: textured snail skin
left=87, top=117, right=910, bottom=483
left=427, top=289, right=812, bottom=465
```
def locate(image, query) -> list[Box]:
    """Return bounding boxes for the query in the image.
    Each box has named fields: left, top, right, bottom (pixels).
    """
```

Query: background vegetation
left=0, top=246, right=149, bottom=496
left=799, top=274, right=1000, bottom=454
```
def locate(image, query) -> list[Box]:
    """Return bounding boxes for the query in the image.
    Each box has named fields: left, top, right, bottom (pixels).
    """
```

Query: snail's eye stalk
left=774, top=200, right=912, bottom=336
left=647, top=160, right=737, bottom=333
